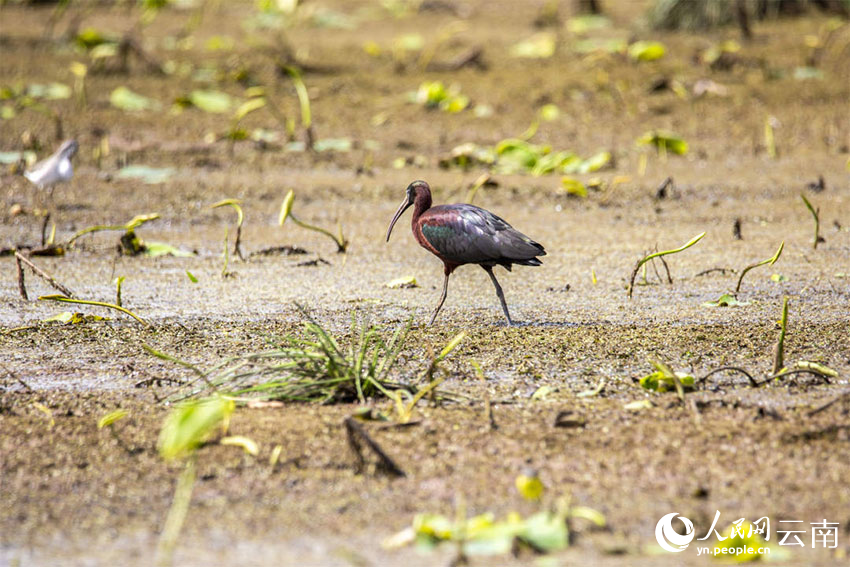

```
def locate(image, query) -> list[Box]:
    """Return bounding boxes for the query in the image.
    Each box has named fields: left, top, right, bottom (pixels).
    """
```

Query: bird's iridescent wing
left=420, top=205, right=544, bottom=265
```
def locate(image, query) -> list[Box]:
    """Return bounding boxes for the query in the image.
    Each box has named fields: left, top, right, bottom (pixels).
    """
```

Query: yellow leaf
left=220, top=435, right=259, bottom=456
left=98, top=409, right=128, bottom=429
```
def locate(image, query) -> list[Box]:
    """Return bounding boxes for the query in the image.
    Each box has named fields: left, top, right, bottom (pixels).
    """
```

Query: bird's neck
left=411, top=190, right=432, bottom=226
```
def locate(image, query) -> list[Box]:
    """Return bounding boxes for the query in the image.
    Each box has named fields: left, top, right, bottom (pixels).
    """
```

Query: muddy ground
left=1, top=1, right=849, bottom=565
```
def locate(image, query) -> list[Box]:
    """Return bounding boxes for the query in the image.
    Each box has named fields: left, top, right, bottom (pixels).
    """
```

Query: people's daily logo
left=655, top=511, right=838, bottom=558
left=655, top=512, right=695, bottom=553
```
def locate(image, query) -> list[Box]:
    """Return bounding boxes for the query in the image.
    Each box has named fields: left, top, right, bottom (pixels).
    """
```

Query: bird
left=24, top=139, right=79, bottom=197
left=386, top=180, right=545, bottom=326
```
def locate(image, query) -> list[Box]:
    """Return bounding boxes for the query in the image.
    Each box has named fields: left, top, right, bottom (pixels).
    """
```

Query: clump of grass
left=159, top=307, right=412, bottom=404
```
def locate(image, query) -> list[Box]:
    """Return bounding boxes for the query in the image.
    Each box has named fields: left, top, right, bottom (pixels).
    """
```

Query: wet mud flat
left=2, top=1, right=850, bottom=565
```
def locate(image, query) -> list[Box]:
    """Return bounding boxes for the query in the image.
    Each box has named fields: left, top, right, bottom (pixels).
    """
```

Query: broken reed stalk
left=39, top=294, right=151, bottom=327
left=15, top=255, right=28, bottom=300
left=2, top=364, right=34, bottom=392
left=343, top=416, right=405, bottom=477
left=735, top=241, right=784, bottom=295
left=800, top=194, right=820, bottom=249
left=772, top=297, right=789, bottom=376
left=628, top=232, right=706, bottom=298
left=658, top=254, right=673, bottom=284
left=40, top=213, right=51, bottom=247
left=15, top=251, right=74, bottom=297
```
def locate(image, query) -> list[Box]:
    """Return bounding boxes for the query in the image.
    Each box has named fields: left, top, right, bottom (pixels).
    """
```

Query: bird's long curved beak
left=386, top=197, right=413, bottom=242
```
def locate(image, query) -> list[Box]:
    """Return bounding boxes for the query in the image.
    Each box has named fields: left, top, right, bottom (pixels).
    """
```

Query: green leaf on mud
left=703, top=293, right=749, bottom=307
left=0, top=150, right=35, bottom=164
left=43, top=311, right=108, bottom=325
left=520, top=511, right=568, bottom=552
left=628, top=40, right=666, bottom=61
left=639, top=370, right=695, bottom=392
left=413, top=81, right=468, bottom=113
left=158, top=396, right=235, bottom=461
left=566, top=14, right=611, bottom=34
left=116, top=165, right=175, bottom=184
left=233, top=97, right=266, bottom=122
left=388, top=499, right=602, bottom=556
left=27, top=83, right=71, bottom=100
left=110, top=86, right=160, bottom=111
left=539, top=103, right=560, bottom=121
left=187, top=89, right=233, bottom=113
left=313, top=138, right=353, bottom=152
left=573, top=38, right=627, bottom=55
left=577, top=380, right=606, bottom=398
left=511, top=32, right=556, bottom=59
left=144, top=242, right=196, bottom=257
left=75, top=27, right=114, bottom=49
left=624, top=399, right=654, bottom=411
left=531, top=385, right=553, bottom=401
left=98, top=409, right=128, bottom=429
left=793, top=66, right=823, bottom=80
left=220, top=435, right=259, bottom=456
left=436, top=332, right=467, bottom=362
left=186, top=270, right=198, bottom=283
left=795, top=361, right=838, bottom=378
left=578, top=151, right=611, bottom=173
left=638, top=130, right=688, bottom=155
left=90, top=43, right=119, bottom=59
left=394, top=33, right=424, bottom=52
left=560, top=177, right=587, bottom=198
left=279, top=190, right=295, bottom=225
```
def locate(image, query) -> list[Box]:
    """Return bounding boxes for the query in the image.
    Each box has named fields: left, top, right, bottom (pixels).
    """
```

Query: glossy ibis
left=24, top=139, right=78, bottom=197
left=386, top=180, right=545, bottom=326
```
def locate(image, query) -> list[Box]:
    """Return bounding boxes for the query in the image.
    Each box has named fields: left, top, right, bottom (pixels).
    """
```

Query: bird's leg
left=483, top=265, right=513, bottom=326
left=428, top=269, right=451, bottom=325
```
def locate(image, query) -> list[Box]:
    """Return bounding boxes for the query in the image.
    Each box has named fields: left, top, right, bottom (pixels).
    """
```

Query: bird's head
left=386, top=180, right=430, bottom=242
left=58, top=139, right=79, bottom=160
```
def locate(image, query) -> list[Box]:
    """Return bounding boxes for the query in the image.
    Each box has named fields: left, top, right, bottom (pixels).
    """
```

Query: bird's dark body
left=417, top=204, right=544, bottom=272
left=386, top=180, right=546, bottom=325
